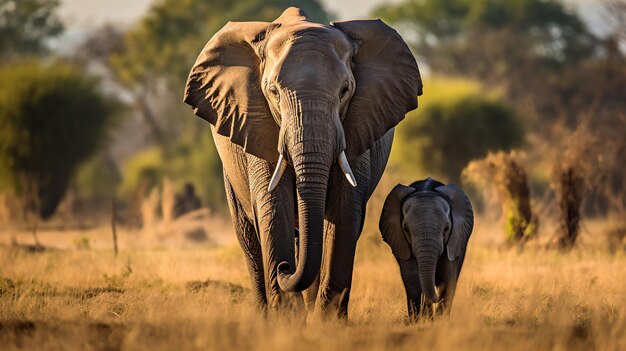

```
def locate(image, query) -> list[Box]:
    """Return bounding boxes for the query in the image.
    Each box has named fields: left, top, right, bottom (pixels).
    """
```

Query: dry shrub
left=552, top=166, right=586, bottom=249
left=140, top=187, right=161, bottom=231
left=463, top=150, right=535, bottom=244
left=0, top=193, right=19, bottom=226
left=161, top=178, right=175, bottom=224
left=0, top=195, right=8, bottom=225
left=549, top=118, right=617, bottom=250
left=133, top=180, right=220, bottom=247
left=605, top=222, right=626, bottom=254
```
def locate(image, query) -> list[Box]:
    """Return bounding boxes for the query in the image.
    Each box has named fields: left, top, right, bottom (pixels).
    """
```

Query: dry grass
left=1, top=216, right=625, bottom=351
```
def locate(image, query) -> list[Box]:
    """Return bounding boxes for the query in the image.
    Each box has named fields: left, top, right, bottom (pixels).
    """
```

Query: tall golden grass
left=1, top=214, right=624, bottom=351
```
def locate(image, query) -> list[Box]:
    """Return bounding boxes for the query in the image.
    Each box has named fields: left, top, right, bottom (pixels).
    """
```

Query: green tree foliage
left=390, top=78, right=523, bottom=183
left=0, top=0, right=63, bottom=59
left=0, top=62, right=117, bottom=219
left=375, top=0, right=595, bottom=73
left=111, top=0, right=329, bottom=93
left=375, top=0, right=597, bottom=122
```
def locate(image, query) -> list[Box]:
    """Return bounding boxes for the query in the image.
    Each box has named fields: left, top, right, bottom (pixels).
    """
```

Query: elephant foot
left=267, top=290, right=305, bottom=313
left=314, top=287, right=351, bottom=320
left=305, top=308, right=323, bottom=325
left=406, top=298, right=437, bottom=323
left=432, top=299, right=450, bottom=317
left=406, top=311, right=434, bottom=323
left=301, top=274, right=320, bottom=314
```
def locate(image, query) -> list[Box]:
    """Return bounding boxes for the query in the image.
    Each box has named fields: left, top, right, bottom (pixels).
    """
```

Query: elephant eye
left=340, top=84, right=350, bottom=100
left=269, top=85, right=280, bottom=101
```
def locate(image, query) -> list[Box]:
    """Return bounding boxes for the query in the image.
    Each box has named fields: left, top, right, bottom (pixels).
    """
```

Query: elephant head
left=379, top=178, right=473, bottom=304
left=184, top=8, right=422, bottom=292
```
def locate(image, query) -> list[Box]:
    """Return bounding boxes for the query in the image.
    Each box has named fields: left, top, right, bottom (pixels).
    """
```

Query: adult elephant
left=183, top=7, right=422, bottom=317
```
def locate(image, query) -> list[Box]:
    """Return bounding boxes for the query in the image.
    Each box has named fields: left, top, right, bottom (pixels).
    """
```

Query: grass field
left=1, top=215, right=625, bottom=351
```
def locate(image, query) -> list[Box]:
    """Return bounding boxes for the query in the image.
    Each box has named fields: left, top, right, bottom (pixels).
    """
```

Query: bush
left=549, top=120, right=606, bottom=250
left=390, top=77, right=524, bottom=183
left=463, top=151, right=536, bottom=244
left=119, top=132, right=225, bottom=210
left=73, top=154, right=122, bottom=200
left=0, top=61, right=117, bottom=219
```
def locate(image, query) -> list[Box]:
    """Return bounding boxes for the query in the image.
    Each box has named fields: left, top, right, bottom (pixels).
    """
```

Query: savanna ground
left=1, top=211, right=625, bottom=351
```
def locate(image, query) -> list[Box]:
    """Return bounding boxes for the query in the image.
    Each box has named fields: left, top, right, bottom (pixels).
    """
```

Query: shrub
left=463, top=151, right=536, bottom=244
left=119, top=132, right=225, bottom=210
left=0, top=61, right=117, bottom=219
left=390, top=77, right=524, bottom=183
left=549, top=120, right=605, bottom=250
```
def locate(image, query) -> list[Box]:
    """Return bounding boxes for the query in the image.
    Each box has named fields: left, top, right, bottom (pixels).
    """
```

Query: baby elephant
left=379, top=177, right=474, bottom=320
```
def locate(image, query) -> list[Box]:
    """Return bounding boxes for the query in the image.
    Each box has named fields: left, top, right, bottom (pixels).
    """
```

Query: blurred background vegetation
left=0, top=0, right=624, bottom=249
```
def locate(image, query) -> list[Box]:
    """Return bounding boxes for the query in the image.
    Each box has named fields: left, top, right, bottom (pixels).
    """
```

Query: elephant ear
left=183, top=21, right=280, bottom=162
left=435, top=184, right=474, bottom=261
left=379, top=184, right=416, bottom=261
left=331, top=19, right=422, bottom=160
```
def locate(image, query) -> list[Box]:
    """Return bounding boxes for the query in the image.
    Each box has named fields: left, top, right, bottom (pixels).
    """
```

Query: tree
left=0, top=61, right=117, bottom=220
left=0, top=0, right=63, bottom=59
left=375, top=0, right=597, bottom=122
left=111, top=0, right=329, bottom=91
left=392, top=85, right=524, bottom=183
left=375, top=0, right=595, bottom=74
left=548, top=116, right=625, bottom=250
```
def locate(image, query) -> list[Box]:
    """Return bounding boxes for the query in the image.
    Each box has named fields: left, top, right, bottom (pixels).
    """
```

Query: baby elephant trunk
left=414, top=227, right=443, bottom=304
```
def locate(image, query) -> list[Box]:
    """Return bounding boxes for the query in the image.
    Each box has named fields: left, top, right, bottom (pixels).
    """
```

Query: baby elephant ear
left=435, top=184, right=474, bottom=261
left=379, top=184, right=415, bottom=261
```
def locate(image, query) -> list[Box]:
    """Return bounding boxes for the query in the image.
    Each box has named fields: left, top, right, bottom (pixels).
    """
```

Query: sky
left=53, top=0, right=611, bottom=51
left=52, top=0, right=395, bottom=51
left=57, top=0, right=392, bottom=27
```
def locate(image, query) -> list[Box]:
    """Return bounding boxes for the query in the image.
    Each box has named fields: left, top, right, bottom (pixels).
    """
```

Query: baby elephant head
left=379, top=178, right=474, bottom=305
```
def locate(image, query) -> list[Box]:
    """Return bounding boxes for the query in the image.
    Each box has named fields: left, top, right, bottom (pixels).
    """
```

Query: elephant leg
left=435, top=254, right=465, bottom=315
left=315, top=131, right=394, bottom=319
left=314, top=220, right=348, bottom=318
left=247, top=157, right=302, bottom=310
left=400, top=258, right=441, bottom=321
left=315, top=163, right=370, bottom=318
left=316, top=205, right=365, bottom=319
left=397, top=258, right=423, bottom=322
left=224, top=174, right=267, bottom=306
left=302, top=271, right=320, bottom=313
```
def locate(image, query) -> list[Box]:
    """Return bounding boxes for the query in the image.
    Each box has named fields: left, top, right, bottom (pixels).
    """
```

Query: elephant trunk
left=277, top=142, right=330, bottom=292
left=414, top=227, right=443, bottom=304
left=276, top=95, right=339, bottom=293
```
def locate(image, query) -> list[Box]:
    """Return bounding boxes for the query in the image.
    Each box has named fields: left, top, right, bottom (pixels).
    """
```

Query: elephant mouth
left=268, top=151, right=356, bottom=192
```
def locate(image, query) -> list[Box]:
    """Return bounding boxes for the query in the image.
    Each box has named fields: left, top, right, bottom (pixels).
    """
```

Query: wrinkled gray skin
left=380, top=178, right=474, bottom=321
left=183, top=7, right=422, bottom=317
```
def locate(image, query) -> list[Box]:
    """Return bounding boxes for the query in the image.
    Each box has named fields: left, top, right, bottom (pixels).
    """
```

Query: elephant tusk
left=268, top=154, right=288, bottom=192
left=338, top=151, right=357, bottom=188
